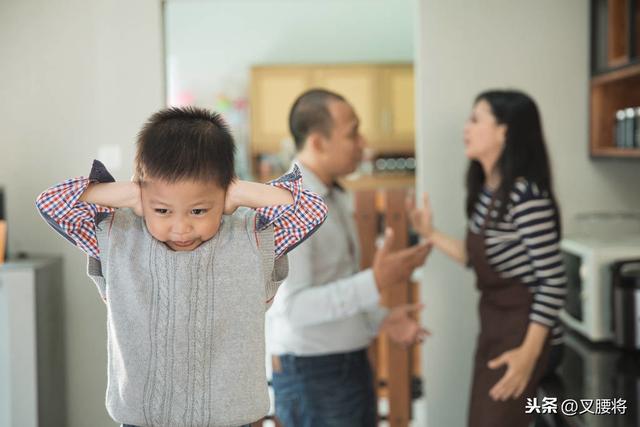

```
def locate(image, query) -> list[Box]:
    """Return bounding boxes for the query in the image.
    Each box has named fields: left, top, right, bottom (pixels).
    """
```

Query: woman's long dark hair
left=465, top=90, right=561, bottom=233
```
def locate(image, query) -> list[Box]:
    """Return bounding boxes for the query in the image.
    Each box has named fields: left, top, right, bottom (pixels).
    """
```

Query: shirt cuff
left=88, top=159, right=116, bottom=184
left=351, top=269, right=382, bottom=310
left=255, top=164, right=302, bottom=230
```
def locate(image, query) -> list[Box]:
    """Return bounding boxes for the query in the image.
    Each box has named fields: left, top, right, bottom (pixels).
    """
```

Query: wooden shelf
left=339, top=173, right=415, bottom=191
left=591, top=61, right=640, bottom=84
left=590, top=147, right=640, bottom=157
left=589, top=0, right=640, bottom=158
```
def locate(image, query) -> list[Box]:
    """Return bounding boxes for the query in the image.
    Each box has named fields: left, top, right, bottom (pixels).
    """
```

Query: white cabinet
left=0, top=257, right=65, bottom=427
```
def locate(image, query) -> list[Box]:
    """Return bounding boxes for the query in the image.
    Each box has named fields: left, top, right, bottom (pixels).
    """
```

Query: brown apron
left=466, top=225, right=551, bottom=427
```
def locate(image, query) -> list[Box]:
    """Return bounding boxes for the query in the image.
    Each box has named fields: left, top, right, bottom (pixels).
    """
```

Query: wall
left=165, top=0, right=414, bottom=106
left=415, top=1, right=640, bottom=426
left=165, top=0, right=414, bottom=178
left=0, top=1, right=164, bottom=426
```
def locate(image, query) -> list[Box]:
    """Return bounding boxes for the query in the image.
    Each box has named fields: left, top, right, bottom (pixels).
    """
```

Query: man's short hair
left=135, top=106, right=236, bottom=188
left=289, top=89, right=346, bottom=150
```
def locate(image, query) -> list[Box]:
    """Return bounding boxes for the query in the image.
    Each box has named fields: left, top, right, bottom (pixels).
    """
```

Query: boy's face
left=140, top=178, right=226, bottom=251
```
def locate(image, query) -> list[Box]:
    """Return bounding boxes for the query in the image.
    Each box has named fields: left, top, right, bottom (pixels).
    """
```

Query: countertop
left=538, top=329, right=640, bottom=427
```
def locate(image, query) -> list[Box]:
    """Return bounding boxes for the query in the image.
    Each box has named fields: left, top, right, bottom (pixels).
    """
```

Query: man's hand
left=381, top=303, right=430, bottom=347
left=372, top=228, right=431, bottom=290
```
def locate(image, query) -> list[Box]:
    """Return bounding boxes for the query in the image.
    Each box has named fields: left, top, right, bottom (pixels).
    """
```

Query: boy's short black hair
left=135, top=106, right=236, bottom=188
left=289, top=88, right=346, bottom=150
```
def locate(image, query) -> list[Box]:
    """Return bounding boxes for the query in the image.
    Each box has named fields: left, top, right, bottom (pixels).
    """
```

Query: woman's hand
left=487, top=345, right=539, bottom=401
left=407, top=192, right=434, bottom=239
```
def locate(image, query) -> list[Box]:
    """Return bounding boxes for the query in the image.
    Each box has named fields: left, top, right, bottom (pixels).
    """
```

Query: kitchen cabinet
left=249, top=63, right=414, bottom=158
left=250, top=67, right=313, bottom=154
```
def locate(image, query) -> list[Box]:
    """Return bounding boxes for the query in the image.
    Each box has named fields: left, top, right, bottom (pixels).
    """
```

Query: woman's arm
left=430, top=230, right=467, bottom=265
left=408, top=193, right=467, bottom=265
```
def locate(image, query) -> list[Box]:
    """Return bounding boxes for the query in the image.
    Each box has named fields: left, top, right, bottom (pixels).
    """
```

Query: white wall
left=165, top=0, right=414, bottom=106
left=416, top=1, right=640, bottom=426
left=0, top=1, right=164, bottom=426
left=165, top=0, right=414, bottom=178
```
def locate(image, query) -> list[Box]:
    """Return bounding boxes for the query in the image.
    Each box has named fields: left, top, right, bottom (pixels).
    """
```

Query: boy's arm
left=35, top=160, right=121, bottom=259
left=227, top=165, right=328, bottom=259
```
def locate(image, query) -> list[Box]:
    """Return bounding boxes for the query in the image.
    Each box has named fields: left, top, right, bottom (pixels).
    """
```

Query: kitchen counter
left=538, top=329, right=640, bottom=427
left=339, top=173, right=415, bottom=191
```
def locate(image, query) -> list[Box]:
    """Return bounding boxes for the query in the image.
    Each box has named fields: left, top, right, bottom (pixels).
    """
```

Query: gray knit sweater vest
left=87, top=208, right=288, bottom=427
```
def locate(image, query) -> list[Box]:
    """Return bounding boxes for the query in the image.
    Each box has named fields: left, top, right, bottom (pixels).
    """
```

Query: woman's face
left=463, top=99, right=506, bottom=162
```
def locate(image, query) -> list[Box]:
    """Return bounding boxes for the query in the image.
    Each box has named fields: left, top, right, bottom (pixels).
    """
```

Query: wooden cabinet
left=313, top=66, right=383, bottom=149
left=589, top=0, right=640, bottom=158
left=250, top=67, right=313, bottom=154
left=382, top=65, right=415, bottom=152
left=250, top=64, right=414, bottom=157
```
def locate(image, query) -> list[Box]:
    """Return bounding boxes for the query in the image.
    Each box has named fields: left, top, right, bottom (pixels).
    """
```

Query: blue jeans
left=271, top=349, right=377, bottom=427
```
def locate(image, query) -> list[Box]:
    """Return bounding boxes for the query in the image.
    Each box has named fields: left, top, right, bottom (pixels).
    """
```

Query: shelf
left=589, top=0, right=640, bottom=158
left=339, top=173, right=415, bottom=191
left=591, top=61, right=640, bottom=84
left=590, top=147, right=640, bottom=157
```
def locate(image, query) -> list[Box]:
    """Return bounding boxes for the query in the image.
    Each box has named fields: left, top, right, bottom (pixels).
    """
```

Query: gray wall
left=0, top=1, right=164, bottom=426
left=415, top=0, right=640, bottom=426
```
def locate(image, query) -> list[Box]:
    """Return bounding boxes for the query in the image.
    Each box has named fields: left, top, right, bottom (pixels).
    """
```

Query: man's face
left=140, top=178, right=226, bottom=251
left=322, top=100, right=365, bottom=177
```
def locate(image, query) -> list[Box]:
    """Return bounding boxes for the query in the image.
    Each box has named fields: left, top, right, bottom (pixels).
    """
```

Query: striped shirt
left=36, top=160, right=327, bottom=262
left=469, top=179, right=567, bottom=344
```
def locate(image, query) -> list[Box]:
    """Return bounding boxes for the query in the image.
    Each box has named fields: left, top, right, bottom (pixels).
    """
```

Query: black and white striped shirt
left=469, top=179, right=567, bottom=345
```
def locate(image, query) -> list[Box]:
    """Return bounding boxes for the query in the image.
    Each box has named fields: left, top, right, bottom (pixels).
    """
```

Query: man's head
left=134, top=106, right=236, bottom=251
left=289, top=89, right=365, bottom=180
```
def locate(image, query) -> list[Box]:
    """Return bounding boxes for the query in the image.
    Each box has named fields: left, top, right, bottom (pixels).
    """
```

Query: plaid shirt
left=36, top=160, right=327, bottom=260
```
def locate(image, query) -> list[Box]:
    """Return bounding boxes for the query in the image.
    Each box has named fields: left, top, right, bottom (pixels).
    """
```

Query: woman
left=409, top=90, right=567, bottom=427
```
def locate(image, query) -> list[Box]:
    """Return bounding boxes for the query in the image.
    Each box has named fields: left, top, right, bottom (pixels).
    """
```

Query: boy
left=36, top=107, right=327, bottom=427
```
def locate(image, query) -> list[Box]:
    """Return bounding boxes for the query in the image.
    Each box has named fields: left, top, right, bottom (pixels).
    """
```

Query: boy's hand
left=224, top=180, right=239, bottom=215
left=129, top=182, right=143, bottom=216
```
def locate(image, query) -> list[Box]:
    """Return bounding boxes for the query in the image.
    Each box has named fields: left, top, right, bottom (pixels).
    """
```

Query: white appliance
left=0, top=257, right=65, bottom=427
left=559, top=234, right=640, bottom=342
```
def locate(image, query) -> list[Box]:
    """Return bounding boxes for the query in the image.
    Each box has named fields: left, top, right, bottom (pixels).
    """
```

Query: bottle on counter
left=624, top=108, right=635, bottom=149
left=635, top=107, right=640, bottom=149
left=616, top=109, right=626, bottom=148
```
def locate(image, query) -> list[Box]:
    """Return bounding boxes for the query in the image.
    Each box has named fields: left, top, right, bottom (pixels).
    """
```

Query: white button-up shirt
left=266, top=162, right=387, bottom=356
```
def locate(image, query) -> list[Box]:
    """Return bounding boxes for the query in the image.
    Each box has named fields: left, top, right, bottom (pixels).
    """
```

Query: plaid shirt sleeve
left=35, top=160, right=115, bottom=260
left=255, top=165, right=328, bottom=259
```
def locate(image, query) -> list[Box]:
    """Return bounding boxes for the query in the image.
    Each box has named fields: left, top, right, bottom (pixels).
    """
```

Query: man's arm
left=274, top=228, right=430, bottom=327
left=273, top=237, right=381, bottom=327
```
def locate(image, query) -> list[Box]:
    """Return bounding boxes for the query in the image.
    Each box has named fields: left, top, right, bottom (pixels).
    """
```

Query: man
left=266, top=89, right=431, bottom=426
